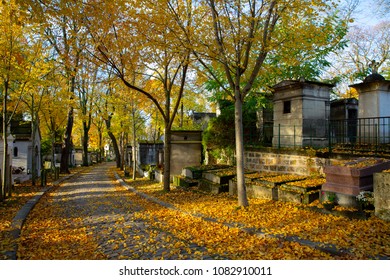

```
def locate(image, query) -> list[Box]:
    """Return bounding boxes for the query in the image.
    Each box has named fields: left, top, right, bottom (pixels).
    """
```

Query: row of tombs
left=172, top=158, right=390, bottom=221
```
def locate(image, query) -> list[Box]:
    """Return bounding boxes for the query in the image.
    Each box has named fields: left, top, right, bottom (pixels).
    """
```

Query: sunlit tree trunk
left=104, top=116, right=121, bottom=168
left=1, top=80, right=9, bottom=201
left=163, top=126, right=172, bottom=192
left=234, top=93, right=248, bottom=207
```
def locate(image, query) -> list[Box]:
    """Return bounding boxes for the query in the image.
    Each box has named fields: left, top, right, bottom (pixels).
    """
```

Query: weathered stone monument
left=136, top=141, right=163, bottom=166
left=272, top=80, right=333, bottom=148
left=170, top=130, right=203, bottom=176
left=156, top=130, right=203, bottom=182
left=349, top=62, right=390, bottom=144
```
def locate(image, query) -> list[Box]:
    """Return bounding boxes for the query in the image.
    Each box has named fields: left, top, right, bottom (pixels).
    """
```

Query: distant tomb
left=330, top=98, right=359, bottom=144
left=137, top=141, right=163, bottom=166
left=349, top=64, right=390, bottom=144
left=170, top=130, right=203, bottom=177
left=155, top=130, right=203, bottom=182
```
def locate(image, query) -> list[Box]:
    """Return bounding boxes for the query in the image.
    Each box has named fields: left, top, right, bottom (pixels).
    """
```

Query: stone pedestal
left=322, top=158, right=390, bottom=197
left=374, top=172, right=390, bottom=221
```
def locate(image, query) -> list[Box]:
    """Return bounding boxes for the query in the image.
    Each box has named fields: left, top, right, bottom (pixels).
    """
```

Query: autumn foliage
left=8, top=166, right=389, bottom=260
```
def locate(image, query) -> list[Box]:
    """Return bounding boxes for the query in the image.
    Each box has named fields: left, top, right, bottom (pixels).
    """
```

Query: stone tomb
left=248, top=174, right=307, bottom=200
left=170, top=130, right=203, bottom=177
left=271, top=80, right=333, bottom=148
left=349, top=69, right=390, bottom=144
left=323, top=158, right=390, bottom=195
left=278, top=178, right=325, bottom=204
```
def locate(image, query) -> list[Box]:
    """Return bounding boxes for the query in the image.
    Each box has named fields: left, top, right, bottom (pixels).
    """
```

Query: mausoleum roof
left=363, top=73, right=386, bottom=83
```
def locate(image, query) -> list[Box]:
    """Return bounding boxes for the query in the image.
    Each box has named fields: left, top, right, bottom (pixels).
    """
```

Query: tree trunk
left=132, top=111, right=137, bottom=180
left=97, top=124, right=103, bottom=163
left=31, top=114, right=38, bottom=186
left=82, top=121, right=89, bottom=166
left=235, top=94, right=248, bottom=207
left=107, top=130, right=121, bottom=168
left=119, top=131, right=126, bottom=170
left=1, top=80, right=9, bottom=201
left=60, top=106, right=74, bottom=174
left=163, top=126, right=171, bottom=192
left=104, top=115, right=121, bottom=168
left=132, top=144, right=137, bottom=180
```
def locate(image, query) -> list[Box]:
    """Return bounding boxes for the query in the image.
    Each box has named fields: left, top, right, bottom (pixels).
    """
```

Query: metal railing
left=245, top=116, right=390, bottom=156
left=329, top=117, right=390, bottom=155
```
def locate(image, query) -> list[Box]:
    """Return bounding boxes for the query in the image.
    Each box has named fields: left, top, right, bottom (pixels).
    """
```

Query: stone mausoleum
left=271, top=80, right=333, bottom=148
left=170, top=130, right=203, bottom=176
left=349, top=65, right=390, bottom=144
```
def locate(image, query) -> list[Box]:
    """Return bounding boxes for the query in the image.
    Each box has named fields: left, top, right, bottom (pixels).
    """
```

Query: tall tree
left=29, top=0, right=87, bottom=173
left=85, top=0, right=192, bottom=191
left=183, top=0, right=350, bottom=206
left=0, top=0, right=31, bottom=199
left=18, top=31, right=55, bottom=185
left=76, top=58, right=100, bottom=166
left=324, top=21, right=390, bottom=97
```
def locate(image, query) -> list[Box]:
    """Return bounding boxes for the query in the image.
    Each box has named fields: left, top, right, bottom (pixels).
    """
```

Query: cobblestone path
left=18, top=162, right=218, bottom=260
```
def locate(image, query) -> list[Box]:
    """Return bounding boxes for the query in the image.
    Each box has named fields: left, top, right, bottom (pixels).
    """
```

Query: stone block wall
left=245, top=150, right=331, bottom=176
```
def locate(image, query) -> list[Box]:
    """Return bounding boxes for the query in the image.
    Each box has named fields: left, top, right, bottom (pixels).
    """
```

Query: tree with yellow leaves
left=0, top=0, right=34, bottom=199
left=27, top=0, right=89, bottom=174
left=85, top=0, right=193, bottom=192
left=176, top=0, right=350, bottom=206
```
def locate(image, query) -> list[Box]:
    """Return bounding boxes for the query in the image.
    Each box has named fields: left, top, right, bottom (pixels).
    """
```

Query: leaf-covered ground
left=0, top=185, right=43, bottom=259
left=2, top=164, right=389, bottom=260
left=123, top=174, right=390, bottom=260
left=0, top=166, right=84, bottom=260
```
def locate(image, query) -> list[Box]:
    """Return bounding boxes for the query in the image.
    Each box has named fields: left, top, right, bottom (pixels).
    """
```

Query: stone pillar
left=374, top=172, right=390, bottom=221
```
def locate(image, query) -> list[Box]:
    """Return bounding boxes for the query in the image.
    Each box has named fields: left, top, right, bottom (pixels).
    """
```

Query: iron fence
left=244, top=116, right=390, bottom=156
left=329, top=117, right=390, bottom=155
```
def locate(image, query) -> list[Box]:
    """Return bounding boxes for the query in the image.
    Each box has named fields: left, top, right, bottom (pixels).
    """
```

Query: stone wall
left=245, top=150, right=331, bottom=176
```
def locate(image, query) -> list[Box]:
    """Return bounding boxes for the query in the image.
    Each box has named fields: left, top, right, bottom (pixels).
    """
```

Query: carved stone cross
left=369, top=60, right=379, bottom=74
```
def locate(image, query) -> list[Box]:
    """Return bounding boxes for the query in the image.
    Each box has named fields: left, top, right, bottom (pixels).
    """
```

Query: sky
left=351, top=0, right=389, bottom=26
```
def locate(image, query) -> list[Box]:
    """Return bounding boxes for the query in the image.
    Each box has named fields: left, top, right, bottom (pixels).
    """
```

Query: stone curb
left=5, top=171, right=81, bottom=260
left=115, top=172, right=389, bottom=260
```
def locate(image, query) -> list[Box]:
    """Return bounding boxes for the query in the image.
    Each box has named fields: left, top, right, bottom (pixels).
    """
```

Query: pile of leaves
left=253, top=174, right=307, bottom=185
left=0, top=166, right=85, bottom=260
left=284, top=178, right=326, bottom=188
left=334, top=158, right=387, bottom=169
left=17, top=186, right=108, bottom=260
left=125, top=180, right=332, bottom=259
